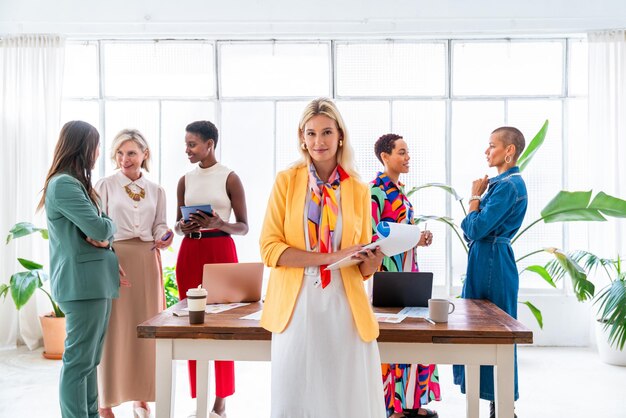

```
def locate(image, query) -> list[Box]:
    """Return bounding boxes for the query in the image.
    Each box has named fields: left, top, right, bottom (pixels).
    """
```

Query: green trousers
left=57, top=298, right=112, bottom=418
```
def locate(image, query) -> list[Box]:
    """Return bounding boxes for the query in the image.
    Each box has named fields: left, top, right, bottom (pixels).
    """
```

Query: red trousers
left=176, top=235, right=237, bottom=398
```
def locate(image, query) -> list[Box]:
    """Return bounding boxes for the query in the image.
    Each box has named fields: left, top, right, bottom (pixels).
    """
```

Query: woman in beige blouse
left=95, top=129, right=173, bottom=418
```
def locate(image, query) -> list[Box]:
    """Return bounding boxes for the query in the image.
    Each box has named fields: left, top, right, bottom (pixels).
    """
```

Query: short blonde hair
left=295, top=97, right=359, bottom=180
left=110, top=129, right=151, bottom=172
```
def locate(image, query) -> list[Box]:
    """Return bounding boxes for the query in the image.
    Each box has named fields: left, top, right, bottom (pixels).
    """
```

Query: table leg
left=196, top=361, right=209, bottom=418
left=465, top=364, right=480, bottom=418
left=494, top=345, right=515, bottom=418
left=155, top=339, right=176, bottom=418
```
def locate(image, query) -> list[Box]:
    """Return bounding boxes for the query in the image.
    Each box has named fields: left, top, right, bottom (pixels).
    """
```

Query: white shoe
left=133, top=406, right=150, bottom=418
left=209, top=412, right=227, bottom=418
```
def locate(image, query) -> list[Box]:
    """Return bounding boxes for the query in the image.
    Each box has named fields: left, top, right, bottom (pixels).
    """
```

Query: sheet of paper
left=326, top=222, right=421, bottom=270
left=398, top=306, right=429, bottom=318
left=240, top=310, right=263, bottom=320
left=374, top=312, right=407, bottom=324
left=172, top=302, right=250, bottom=316
left=205, top=302, right=250, bottom=314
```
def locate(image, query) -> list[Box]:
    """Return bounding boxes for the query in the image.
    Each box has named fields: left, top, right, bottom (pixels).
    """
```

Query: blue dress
left=452, top=166, right=527, bottom=401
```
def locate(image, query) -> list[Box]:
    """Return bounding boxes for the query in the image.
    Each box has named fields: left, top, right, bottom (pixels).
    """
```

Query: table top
left=137, top=299, right=532, bottom=345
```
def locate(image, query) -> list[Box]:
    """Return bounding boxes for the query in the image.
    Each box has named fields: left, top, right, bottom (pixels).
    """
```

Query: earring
left=339, top=140, right=343, bottom=147
left=301, top=142, right=307, bottom=150
left=505, top=155, right=512, bottom=164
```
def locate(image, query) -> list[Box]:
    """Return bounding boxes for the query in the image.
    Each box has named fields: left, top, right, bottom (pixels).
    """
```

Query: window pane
left=103, top=101, right=160, bottom=182
left=508, top=100, right=564, bottom=289
left=103, top=41, right=215, bottom=97
left=219, top=42, right=330, bottom=97
left=336, top=101, right=390, bottom=181
left=452, top=41, right=564, bottom=96
left=276, top=101, right=309, bottom=172
left=221, top=102, right=275, bottom=263
left=450, top=101, right=505, bottom=284
left=63, top=42, right=99, bottom=98
left=392, top=101, right=447, bottom=284
left=568, top=38, right=588, bottom=96
left=336, top=42, right=446, bottom=97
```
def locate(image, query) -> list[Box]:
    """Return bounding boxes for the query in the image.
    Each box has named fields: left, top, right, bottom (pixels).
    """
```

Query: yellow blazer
left=259, top=166, right=379, bottom=342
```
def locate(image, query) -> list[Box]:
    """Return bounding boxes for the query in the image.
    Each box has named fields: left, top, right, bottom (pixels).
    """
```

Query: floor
left=1, top=345, right=625, bottom=418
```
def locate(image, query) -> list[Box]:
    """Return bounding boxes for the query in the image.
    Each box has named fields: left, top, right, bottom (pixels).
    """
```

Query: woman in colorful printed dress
left=371, top=133, right=441, bottom=418
left=260, top=98, right=386, bottom=418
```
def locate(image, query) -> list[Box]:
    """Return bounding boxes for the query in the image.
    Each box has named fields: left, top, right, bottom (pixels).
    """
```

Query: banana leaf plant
left=405, top=120, right=626, bottom=328
left=0, top=222, right=63, bottom=318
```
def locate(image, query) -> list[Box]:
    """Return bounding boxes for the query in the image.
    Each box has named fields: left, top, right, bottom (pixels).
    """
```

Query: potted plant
left=1, top=222, right=65, bottom=359
left=407, top=120, right=626, bottom=328
left=544, top=252, right=626, bottom=364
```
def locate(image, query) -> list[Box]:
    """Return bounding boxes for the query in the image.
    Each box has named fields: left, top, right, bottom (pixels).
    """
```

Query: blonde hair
left=294, top=97, right=359, bottom=180
left=110, top=129, right=151, bottom=172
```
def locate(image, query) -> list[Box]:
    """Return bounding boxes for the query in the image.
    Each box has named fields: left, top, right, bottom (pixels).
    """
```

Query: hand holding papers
left=326, top=221, right=421, bottom=270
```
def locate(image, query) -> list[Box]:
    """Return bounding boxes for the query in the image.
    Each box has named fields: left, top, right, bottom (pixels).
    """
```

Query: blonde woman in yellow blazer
left=260, top=98, right=386, bottom=418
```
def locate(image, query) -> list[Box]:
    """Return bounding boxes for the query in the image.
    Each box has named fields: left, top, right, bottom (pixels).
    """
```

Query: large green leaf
left=17, top=258, right=43, bottom=270
left=520, top=300, right=543, bottom=329
left=6, top=222, right=48, bottom=244
left=517, top=119, right=549, bottom=172
left=523, top=265, right=557, bottom=288
left=540, top=191, right=606, bottom=223
left=547, top=248, right=595, bottom=301
left=9, top=270, right=41, bottom=309
left=588, top=192, right=626, bottom=219
left=406, top=183, right=462, bottom=201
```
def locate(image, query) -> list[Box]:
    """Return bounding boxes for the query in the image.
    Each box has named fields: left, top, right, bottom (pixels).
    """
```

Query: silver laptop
left=202, top=262, right=264, bottom=304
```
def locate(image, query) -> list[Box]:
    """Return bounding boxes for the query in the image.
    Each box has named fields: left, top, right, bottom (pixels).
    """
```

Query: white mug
left=428, top=298, right=455, bottom=323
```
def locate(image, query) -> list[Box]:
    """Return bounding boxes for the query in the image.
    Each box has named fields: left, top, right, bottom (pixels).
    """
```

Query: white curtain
left=587, top=30, right=626, bottom=259
left=0, top=35, right=64, bottom=350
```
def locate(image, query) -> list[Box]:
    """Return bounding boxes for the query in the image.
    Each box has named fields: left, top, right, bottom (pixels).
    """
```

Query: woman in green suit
left=38, top=120, right=128, bottom=418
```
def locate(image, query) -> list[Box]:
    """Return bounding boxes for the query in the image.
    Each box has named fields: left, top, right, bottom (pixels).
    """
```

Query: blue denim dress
left=452, top=166, right=528, bottom=401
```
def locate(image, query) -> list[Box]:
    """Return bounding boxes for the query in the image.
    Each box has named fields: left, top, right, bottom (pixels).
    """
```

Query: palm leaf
left=595, top=281, right=626, bottom=350
left=544, top=248, right=594, bottom=301
left=414, top=214, right=468, bottom=253
left=517, top=120, right=549, bottom=172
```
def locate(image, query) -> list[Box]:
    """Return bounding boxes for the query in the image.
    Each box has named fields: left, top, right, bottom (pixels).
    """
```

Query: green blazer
left=45, top=173, right=120, bottom=302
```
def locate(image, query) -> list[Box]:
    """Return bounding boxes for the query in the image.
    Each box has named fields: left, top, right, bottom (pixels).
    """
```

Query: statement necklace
left=124, top=183, right=145, bottom=201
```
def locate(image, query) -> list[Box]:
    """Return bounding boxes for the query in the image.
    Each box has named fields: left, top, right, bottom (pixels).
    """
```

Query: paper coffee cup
left=187, top=286, right=207, bottom=324
left=428, top=298, right=455, bottom=323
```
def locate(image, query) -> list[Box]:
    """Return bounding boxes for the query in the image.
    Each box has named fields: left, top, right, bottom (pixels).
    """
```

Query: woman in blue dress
left=452, top=127, right=527, bottom=418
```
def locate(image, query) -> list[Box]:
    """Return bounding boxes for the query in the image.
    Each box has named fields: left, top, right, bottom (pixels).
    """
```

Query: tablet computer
left=180, top=204, right=213, bottom=221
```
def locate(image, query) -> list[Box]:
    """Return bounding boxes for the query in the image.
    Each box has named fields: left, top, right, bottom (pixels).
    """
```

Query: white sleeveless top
left=184, top=162, right=233, bottom=222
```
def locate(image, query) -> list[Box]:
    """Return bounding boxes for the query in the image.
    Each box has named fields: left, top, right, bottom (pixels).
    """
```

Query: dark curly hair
left=186, top=120, right=219, bottom=147
left=374, top=133, right=403, bottom=164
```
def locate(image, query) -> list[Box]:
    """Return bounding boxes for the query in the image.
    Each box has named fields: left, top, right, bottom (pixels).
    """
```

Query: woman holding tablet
left=174, top=120, right=249, bottom=418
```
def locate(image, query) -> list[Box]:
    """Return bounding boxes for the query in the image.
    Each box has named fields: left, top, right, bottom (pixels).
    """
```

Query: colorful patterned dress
left=370, top=172, right=441, bottom=416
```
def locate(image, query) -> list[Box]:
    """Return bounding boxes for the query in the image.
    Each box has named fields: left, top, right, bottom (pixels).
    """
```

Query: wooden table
left=138, top=299, right=532, bottom=418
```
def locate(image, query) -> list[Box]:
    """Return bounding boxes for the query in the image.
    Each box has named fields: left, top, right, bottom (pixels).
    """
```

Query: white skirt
left=270, top=268, right=386, bottom=418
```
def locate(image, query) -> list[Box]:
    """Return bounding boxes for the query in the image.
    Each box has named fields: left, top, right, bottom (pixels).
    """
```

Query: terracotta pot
left=39, top=314, right=66, bottom=360
left=595, top=319, right=626, bottom=366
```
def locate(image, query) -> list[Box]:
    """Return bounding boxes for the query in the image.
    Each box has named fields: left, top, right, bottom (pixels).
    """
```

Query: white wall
left=1, top=0, right=626, bottom=38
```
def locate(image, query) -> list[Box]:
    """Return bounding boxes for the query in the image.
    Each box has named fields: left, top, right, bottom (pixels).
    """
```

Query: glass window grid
left=61, top=37, right=587, bottom=296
